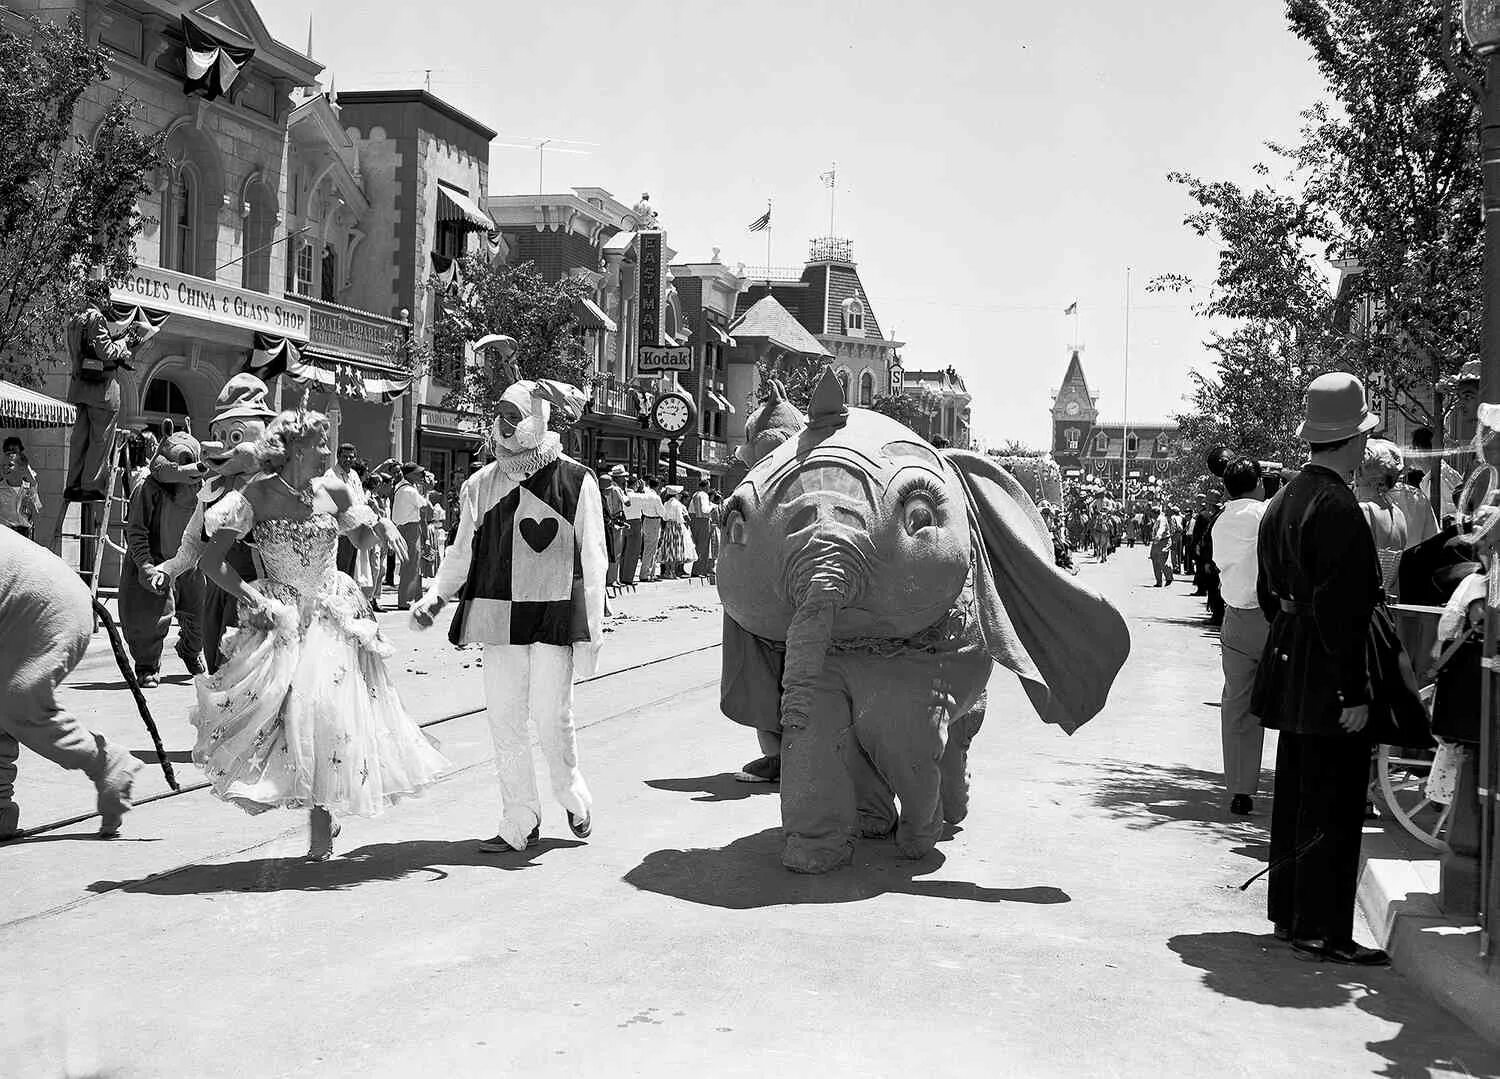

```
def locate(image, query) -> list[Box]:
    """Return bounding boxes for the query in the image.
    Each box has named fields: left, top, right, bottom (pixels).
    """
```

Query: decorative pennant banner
left=333, top=362, right=367, bottom=401
left=430, top=252, right=463, bottom=294
left=181, top=16, right=254, bottom=101
left=104, top=302, right=170, bottom=343
left=244, top=332, right=302, bottom=381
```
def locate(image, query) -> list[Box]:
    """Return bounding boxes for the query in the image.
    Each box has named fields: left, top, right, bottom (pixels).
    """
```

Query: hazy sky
left=258, top=0, right=1328, bottom=447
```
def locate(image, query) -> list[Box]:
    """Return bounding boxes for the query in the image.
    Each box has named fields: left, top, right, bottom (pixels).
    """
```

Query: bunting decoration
left=244, top=332, right=411, bottom=402
left=104, top=302, right=171, bottom=343
left=244, top=332, right=302, bottom=381
left=430, top=252, right=464, bottom=293
left=181, top=16, right=254, bottom=101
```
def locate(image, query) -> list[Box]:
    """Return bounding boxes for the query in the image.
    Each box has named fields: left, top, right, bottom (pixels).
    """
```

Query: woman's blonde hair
left=255, top=409, right=330, bottom=473
left=1362, top=438, right=1404, bottom=490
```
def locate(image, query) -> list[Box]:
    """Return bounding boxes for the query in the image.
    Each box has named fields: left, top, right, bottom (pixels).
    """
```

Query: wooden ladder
left=50, top=427, right=132, bottom=609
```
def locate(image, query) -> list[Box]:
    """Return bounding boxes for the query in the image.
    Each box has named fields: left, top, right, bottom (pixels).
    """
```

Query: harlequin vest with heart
left=447, top=457, right=590, bottom=647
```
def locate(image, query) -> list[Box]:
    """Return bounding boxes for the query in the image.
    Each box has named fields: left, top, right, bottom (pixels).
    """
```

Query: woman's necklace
left=276, top=472, right=315, bottom=508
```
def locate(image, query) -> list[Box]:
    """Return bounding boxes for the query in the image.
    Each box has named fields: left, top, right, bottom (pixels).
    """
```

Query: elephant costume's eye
left=903, top=498, right=936, bottom=535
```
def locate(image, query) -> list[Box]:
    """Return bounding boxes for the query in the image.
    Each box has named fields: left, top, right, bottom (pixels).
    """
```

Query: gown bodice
left=252, top=513, right=340, bottom=595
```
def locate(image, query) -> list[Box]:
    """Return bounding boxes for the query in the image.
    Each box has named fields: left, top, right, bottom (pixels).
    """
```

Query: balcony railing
left=590, top=377, right=652, bottom=419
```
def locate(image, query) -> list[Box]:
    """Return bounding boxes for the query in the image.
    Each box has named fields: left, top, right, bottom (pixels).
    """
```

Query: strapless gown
left=190, top=494, right=450, bottom=816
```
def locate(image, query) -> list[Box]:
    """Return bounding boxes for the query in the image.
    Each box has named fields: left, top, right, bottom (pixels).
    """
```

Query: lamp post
left=1461, top=0, right=1500, bottom=960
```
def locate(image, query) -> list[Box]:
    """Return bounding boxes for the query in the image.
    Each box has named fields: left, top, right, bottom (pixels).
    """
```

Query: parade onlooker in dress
left=0, top=526, right=143, bottom=839
left=1, top=436, right=41, bottom=539
left=638, top=477, right=665, bottom=582
left=425, top=489, right=447, bottom=577
left=659, top=485, right=697, bottom=578
left=1211, top=458, right=1268, bottom=816
left=1253, top=372, right=1399, bottom=966
left=1356, top=439, right=1409, bottom=599
left=1148, top=507, right=1174, bottom=587
left=1188, top=498, right=1213, bottom=591
left=392, top=462, right=428, bottom=610
left=193, top=410, right=449, bottom=861
left=123, top=430, right=206, bottom=687
left=1389, top=466, right=1438, bottom=549
left=688, top=479, right=714, bottom=577
left=329, top=443, right=365, bottom=575
left=64, top=304, right=135, bottom=502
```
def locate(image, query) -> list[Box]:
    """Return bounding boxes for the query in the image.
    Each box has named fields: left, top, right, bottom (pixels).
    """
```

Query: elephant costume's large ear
left=945, top=450, right=1131, bottom=733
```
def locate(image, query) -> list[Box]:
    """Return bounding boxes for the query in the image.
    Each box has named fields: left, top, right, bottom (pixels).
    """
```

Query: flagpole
left=1121, top=267, right=1132, bottom=506
left=767, top=199, right=772, bottom=269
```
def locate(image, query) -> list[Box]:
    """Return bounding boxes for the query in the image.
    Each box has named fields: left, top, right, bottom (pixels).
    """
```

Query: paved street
left=4, top=559, right=1498, bottom=1078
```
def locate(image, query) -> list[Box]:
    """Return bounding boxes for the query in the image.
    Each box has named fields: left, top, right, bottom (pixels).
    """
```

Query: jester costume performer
left=413, top=378, right=607, bottom=853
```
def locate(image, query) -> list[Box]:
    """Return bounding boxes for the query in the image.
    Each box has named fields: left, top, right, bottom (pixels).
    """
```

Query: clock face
left=1065, top=401, right=1081, bottom=417
left=653, top=395, right=691, bottom=434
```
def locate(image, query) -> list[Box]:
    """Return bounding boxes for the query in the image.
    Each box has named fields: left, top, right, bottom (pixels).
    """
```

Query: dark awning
left=436, top=185, right=495, bottom=233
left=572, top=296, right=618, bottom=333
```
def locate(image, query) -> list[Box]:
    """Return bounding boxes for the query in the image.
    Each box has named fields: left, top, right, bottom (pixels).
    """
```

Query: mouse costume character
left=152, top=375, right=275, bottom=672
left=121, top=427, right=206, bottom=686
left=413, top=374, right=606, bottom=852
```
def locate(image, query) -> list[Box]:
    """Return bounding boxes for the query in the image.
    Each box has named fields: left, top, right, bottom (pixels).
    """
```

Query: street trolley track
left=0, top=641, right=723, bottom=847
left=0, top=642, right=724, bottom=933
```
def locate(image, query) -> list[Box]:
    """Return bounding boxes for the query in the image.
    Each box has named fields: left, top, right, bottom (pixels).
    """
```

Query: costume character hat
left=213, top=374, right=276, bottom=423
left=609, top=465, right=628, bottom=479
left=1297, top=372, right=1380, bottom=443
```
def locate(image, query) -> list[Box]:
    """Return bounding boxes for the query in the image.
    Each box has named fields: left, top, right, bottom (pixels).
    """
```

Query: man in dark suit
left=1252, top=372, right=1389, bottom=966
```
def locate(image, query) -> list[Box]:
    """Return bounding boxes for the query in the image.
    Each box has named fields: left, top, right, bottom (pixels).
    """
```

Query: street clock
left=651, top=391, right=694, bottom=436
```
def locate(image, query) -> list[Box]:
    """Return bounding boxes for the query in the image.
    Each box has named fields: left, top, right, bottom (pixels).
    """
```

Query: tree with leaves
left=1160, top=0, right=1483, bottom=483
left=750, top=352, right=826, bottom=412
left=0, top=14, right=162, bottom=387
left=426, top=255, right=596, bottom=424
left=866, top=391, right=930, bottom=432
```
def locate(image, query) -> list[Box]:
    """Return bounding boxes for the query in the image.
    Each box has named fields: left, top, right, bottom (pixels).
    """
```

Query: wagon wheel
left=1376, top=744, right=1451, bottom=853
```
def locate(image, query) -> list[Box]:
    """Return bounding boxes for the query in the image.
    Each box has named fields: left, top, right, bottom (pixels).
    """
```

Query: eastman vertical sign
left=637, top=230, right=663, bottom=349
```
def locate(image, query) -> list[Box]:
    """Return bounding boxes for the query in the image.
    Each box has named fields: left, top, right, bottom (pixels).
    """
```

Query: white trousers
left=482, top=643, right=591, bottom=846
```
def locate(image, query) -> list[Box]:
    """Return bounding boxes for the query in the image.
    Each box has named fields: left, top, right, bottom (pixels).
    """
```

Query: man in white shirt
left=329, top=443, right=366, bottom=575
left=391, top=462, right=427, bottom=609
left=637, top=478, right=665, bottom=582
left=1209, top=457, right=1269, bottom=816
left=688, top=479, right=714, bottom=577
left=620, top=477, right=645, bottom=585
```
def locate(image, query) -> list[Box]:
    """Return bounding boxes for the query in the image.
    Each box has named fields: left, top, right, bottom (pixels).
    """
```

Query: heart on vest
left=519, top=516, right=559, bottom=553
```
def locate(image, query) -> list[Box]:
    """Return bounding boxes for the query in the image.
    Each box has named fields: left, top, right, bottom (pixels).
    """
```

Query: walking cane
left=90, top=598, right=180, bottom=790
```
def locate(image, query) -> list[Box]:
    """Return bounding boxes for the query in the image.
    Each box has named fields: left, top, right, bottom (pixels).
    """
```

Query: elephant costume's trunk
left=779, top=592, right=840, bottom=732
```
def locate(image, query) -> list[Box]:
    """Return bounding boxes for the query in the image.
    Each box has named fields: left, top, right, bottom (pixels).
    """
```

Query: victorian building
left=900, top=366, right=972, bottom=448
left=668, top=254, right=745, bottom=481
left=4, top=0, right=324, bottom=543
left=1050, top=349, right=1178, bottom=490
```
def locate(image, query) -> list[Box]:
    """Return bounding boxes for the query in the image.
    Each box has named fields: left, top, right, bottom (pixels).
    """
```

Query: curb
left=1358, top=855, right=1500, bottom=1046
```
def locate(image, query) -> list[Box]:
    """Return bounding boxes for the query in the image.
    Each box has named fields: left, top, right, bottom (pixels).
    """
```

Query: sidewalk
left=1358, top=825, right=1500, bottom=1044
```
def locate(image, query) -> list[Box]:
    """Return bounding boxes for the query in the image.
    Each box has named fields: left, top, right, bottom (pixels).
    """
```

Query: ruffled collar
left=491, top=432, right=562, bottom=478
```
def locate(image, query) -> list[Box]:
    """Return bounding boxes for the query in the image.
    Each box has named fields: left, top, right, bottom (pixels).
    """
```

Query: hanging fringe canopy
left=181, top=15, right=254, bottom=101
left=430, top=252, right=463, bottom=293
left=244, top=332, right=411, bottom=404
left=0, top=379, right=76, bottom=429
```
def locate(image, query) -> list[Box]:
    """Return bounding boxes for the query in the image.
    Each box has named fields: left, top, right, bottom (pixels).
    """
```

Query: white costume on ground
left=416, top=379, right=605, bottom=849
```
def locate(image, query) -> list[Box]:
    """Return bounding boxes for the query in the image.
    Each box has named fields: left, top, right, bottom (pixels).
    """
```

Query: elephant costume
left=718, top=369, right=1130, bottom=873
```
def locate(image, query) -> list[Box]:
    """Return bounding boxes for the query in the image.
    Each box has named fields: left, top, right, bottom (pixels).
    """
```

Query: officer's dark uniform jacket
left=1251, top=464, right=1383, bottom=735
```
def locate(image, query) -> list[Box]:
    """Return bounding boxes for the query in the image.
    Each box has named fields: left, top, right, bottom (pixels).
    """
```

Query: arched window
left=842, top=297, right=865, bottom=336
left=1065, top=427, right=1080, bottom=451
left=320, top=245, right=338, bottom=302
left=1094, top=431, right=1109, bottom=454
left=162, top=167, right=197, bottom=274
left=242, top=183, right=276, bottom=292
left=1156, top=434, right=1171, bottom=456
left=859, top=370, right=875, bottom=406
left=1126, top=433, right=1139, bottom=454
left=143, top=375, right=190, bottom=417
left=837, top=369, right=852, bottom=401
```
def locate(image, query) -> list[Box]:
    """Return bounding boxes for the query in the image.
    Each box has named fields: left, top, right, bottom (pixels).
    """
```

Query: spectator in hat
left=392, top=462, right=428, bottom=609
left=1253, top=371, right=1422, bottom=966
left=620, top=477, right=645, bottom=585
left=601, top=466, right=629, bottom=589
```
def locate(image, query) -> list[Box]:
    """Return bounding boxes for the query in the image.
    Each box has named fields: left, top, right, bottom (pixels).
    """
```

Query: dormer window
left=1156, top=434, right=1172, bottom=456
left=1126, top=433, right=1139, bottom=455
left=1094, top=431, right=1109, bottom=455
left=842, top=297, right=865, bottom=337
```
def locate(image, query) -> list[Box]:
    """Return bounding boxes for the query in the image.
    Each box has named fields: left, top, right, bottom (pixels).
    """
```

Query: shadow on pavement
left=645, top=773, right=779, bottom=802
left=623, top=826, right=1070, bottom=910
left=85, top=836, right=587, bottom=895
left=1074, top=758, right=1273, bottom=840
left=1169, top=930, right=1500, bottom=1078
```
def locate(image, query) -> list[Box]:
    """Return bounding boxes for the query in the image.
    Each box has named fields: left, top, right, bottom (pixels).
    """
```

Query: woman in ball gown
left=191, top=410, right=449, bottom=860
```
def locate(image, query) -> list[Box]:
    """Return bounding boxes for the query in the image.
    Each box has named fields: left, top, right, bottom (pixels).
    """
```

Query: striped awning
left=705, top=389, right=736, bottom=414
left=709, top=324, right=736, bottom=347
left=436, top=185, right=495, bottom=233
left=572, top=296, right=617, bottom=333
left=0, top=379, right=76, bottom=429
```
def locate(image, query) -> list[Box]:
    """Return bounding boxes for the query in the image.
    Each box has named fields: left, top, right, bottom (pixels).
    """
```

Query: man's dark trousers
left=1267, top=731, right=1371, bottom=942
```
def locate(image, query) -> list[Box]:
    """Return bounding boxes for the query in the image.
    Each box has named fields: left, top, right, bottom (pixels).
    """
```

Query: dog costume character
left=152, top=375, right=274, bottom=673
left=121, top=426, right=205, bottom=684
left=412, top=377, right=606, bottom=850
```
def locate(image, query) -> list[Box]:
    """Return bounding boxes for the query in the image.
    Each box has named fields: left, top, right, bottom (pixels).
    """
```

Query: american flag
left=747, top=205, right=771, bottom=232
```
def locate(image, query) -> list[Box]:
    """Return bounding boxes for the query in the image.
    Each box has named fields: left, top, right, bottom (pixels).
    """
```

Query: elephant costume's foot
left=782, top=832, right=855, bottom=874
left=857, top=809, right=896, bottom=838
left=894, top=814, right=943, bottom=860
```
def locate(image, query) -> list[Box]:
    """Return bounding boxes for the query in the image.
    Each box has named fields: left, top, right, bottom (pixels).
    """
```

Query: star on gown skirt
left=190, top=502, right=450, bottom=817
